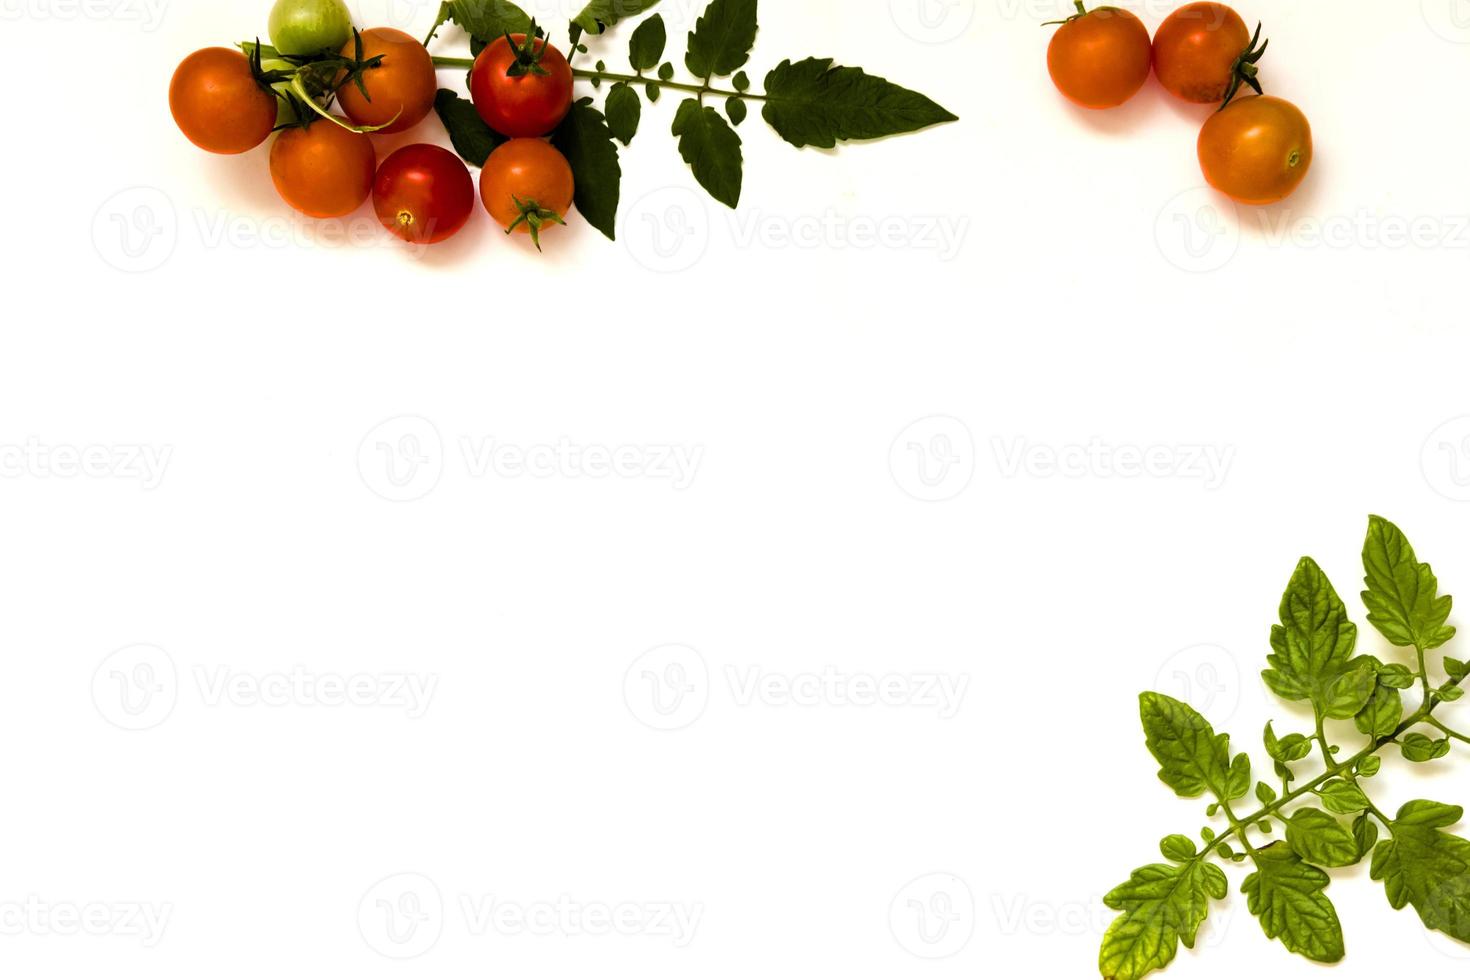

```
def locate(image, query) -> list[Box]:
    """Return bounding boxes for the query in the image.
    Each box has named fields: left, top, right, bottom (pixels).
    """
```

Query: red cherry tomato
left=269, top=119, right=377, bottom=218
left=336, top=27, right=436, bottom=134
left=470, top=34, right=574, bottom=138
left=1152, top=2, right=1256, bottom=105
left=1047, top=4, right=1152, bottom=110
left=170, top=48, right=279, bottom=154
left=373, top=144, right=476, bottom=244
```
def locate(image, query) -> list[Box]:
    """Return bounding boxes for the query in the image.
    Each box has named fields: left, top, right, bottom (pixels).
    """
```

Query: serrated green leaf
left=1242, top=842, right=1345, bottom=963
left=1100, top=861, right=1227, bottom=980
left=1317, top=779, right=1371, bottom=815
left=605, top=82, right=641, bottom=145
left=1354, top=680, right=1403, bottom=738
left=549, top=98, right=621, bottom=240
left=1285, top=807, right=1361, bottom=867
left=627, top=13, right=667, bottom=71
left=1264, top=558, right=1359, bottom=710
left=1264, top=722, right=1313, bottom=763
left=446, top=0, right=532, bottom=41
left=1371, top=800, right=1470, bottom=942
left=684, top=0, right=757, bottom=79
left=671, top=98, right=743, bottom=208
left=760, top=57, right=959, bottom=149
left=434, top=88, right=506, bottom=167
left=1401, top=731, right=1452, bottom=763
left=573, top=0, right=662, bottom=35
left=1362, top=515, right=1456, bottom=651
left=1160, top=835, right=1197, bottom=862
left=1139, top=693, right=1232, bottom=800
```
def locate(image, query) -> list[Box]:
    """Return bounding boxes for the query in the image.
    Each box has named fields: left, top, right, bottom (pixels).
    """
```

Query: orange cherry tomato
left=336, top=27, right=436, bottom=134
left=373, top=144, right=476, bottom=244
left=1198, top=95, right=1312, bottom=206
left=1046, top=3, right=1152, bottom=110
left=1152, top=2, right=1253, bottom=104
left=170, top=48, right=279, bottom=154
left=269, top=120, right=377, bottom=218
left=479, top=138, right=575, bottom=249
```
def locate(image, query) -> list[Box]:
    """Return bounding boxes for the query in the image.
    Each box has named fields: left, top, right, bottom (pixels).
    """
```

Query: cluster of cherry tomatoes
left=1046, top=1, right=1313, bottom=206
left=168, top=0, right=578, bottom=247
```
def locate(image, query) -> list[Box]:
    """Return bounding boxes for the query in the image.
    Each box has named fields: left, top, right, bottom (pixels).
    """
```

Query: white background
left=3, top=0, right=1470, bottom=977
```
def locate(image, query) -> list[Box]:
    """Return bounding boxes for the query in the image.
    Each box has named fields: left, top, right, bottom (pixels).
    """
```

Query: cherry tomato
left=470, top=34, right=574, bottom=138
left=170, top=48, right=278, bottom=155
left=1046, top=3, right=1152, bottom=110
left=480, top=138, right=575, bottom=249
left=336, top=27, right=436, bottom=135
left=1152, top=2, right=1254, bottom=104
left=269, top=120, right=377, bottom=218
left=268, top=0, right=353, bottom=57
left=1198, top=95, right=1312, bottom=205
left=373, top=145, right=476, bottom=244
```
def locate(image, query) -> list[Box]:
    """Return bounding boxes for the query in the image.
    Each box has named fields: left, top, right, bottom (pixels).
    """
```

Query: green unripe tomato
left=268, top=0, right=353, bottom=57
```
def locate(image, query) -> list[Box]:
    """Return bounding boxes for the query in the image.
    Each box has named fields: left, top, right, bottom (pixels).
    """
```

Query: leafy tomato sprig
left=1102, top=516, right=1470, bottom=979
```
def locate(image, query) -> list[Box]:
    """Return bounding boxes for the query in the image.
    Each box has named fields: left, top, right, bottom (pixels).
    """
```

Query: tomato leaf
left=1138, top=692, right=1232, bottom=800
left=573, top=0, right=662, bottom=36
left=1371, top=800, right=1470, bottom=942
left=1100, top=861, right=1227, bottom=980
left=1241, top=842, right=1345, bottom=963
left=605, top=82, right=641, bottom=146
left=434, top=89, right=505, bottom=167
left=672, top=98, right=743, bottom=209
left=1284, top=807, right=1361, bottom=868
left=1262, top=558, right=1359, bottom=710
left=447, top=0, right=532, bottom=43
left=1361, top=515, right=1456, bottom=651
left=685, top=0, right=758, bottom=79
left=628, top=14, right=667, bottom=72
left=550, top=98, right=621, bottom=241
left=760, top=58, right=959, bottom=149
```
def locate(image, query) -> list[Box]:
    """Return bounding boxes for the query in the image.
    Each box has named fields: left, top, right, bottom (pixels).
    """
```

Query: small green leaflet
left=605, top=82, right=641, bottom=145
left=1353, top=677, right=1402, bottom=738
left=1159, top=835, right=1197, bottom=862
left=1263, top=558, right=1358, bottom=707
left=1362, top=515, right=1455, bottom=651
left=1316, top=779, right=1371, bottom=815
left=433, top=89, right=505, bottom=167
left=628, top=14, right=667, bottom=71
left=550, top=99, right=622, bottom=240
left=573, top=0, right=662, bottom=35
left=1241, top=842, right=1345, bottom=963
left=1401, top=731, right=1451, bottom=762
left=1371, top=800, right=1470, bottom=942
left=1100, top=861, right=1227, bottom=980
left=761, top=58, right=960, bottom=149
left=672, top=99, right=743, bottom=208
left=1284, top=808, right=1360, bottom=868
left=685, top=0, right=758, bottom=79
left=1139, top=693, right=1231, bottom=800
left=1320, top=659, right=1376, bottom=720
left=1263, top=722, right=1312, bottom=763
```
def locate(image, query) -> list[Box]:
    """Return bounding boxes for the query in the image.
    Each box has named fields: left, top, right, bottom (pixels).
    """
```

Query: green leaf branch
left=424, top=0, right=956, bottom=238
left=1103, top=516, right=1470, bottom=979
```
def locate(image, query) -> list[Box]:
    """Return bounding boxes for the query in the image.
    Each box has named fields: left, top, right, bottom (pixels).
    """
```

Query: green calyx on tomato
left=502, top=21, right=554, bottom=78
left=1220, top=21, right=1269, bottom=110
left=268, top=0, right=353, bottom=57
left=504, top=196, right=567, bottom=251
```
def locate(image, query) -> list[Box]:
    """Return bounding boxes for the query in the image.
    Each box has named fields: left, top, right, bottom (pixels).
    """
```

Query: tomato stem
left=429, top=56, right=764, bottom=101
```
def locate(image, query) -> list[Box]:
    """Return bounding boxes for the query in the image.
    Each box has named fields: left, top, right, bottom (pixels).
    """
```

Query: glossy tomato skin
left=480, top=139, right=575, bottom=233
left=268, top=0, right=353, bottom=57
left=1047, top=7, right=1152, bottom=110
left=373, top=145, right=476, bottom=244
left=1152, top=2, right=1251, bottom=104
left=337, top=28, right=436, bottom=134
left=170, top=48, right=278, bottom=154
left=470, top=36, right=574, bottom=138
left=270, top=120, right=377, bottom=218
left=1198, top=96, right=1312, bottom=205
